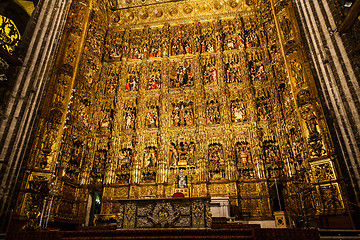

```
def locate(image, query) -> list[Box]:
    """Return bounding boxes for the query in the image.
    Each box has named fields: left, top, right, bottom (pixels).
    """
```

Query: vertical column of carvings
left=270, top=0, right=345, bottom=214
left=16, top=0, right=94, bottom=224
left=194, top=20, right=207, bottom=187
left=158, top=26, right=170, bottom=186
left=56, top=1, right=110, bottom=221
left=258, top=0, right=299, bottom=219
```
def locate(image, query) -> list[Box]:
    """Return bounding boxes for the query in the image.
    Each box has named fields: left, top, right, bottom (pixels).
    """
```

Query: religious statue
left=178, top=169, right=187, bottom=188
left=144, top=146, right=157, bottom=168
left=203, top=66, right=217, bottom=85
left=119, top=148, right=132, bottom=170
left=171, top=102, right=194, bottom=127
left=281, top=16, right=292, bottom=41
left=245, top=31, right=260, bottom=48
left=231, top=100, right=246, bottom=122
left=169, top=143, right=179, bottom=166
left=170, top=63, right=194, bottom=88
left=226, top=63, right=242, bottom=83
left=146, top=108, right=159, bottom=128
left=125, top=72, right=139, bottom=91
left=206, top=100, right=221, bottom=124
left=208, top=143, right=224, bottom=165
left=234, top=142, right=251, bottom=164
left=291, top=60, right=303, bottom=85
left=124, top=108, right=136, bottom=130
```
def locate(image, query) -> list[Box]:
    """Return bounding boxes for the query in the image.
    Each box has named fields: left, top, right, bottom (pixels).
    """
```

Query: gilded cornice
left=109, top=0, right=259, bottom=28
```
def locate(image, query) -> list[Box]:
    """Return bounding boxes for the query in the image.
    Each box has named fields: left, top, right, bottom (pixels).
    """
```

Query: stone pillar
left=0, top=0, right=73, bottom=232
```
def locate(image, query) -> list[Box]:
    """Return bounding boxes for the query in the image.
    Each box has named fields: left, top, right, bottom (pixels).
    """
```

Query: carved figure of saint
left=291, top=60, right=303, bottom=85
left=209, top=144, right=224, bottom=165
left=256, top=64, right=267, bottom=81
left=169, top=144, right=178, bottom=166
left=227, top=38, right=235, bottom=50
left=145, top=148, right=157, bottom=168
left=125, top=111, right=135, bottom=129
left=119, top=149, right=132, bottom=169
left=232, top=101, right=246, bottom=122
left=237, top=33, right=245, bottom=48
left=146, top=110, right=158, bottom=128
left=148, top=71, right=160, bottom=90
left=171, top=107, right=180, bottom=126
left=206, top=101, right=220, bottom=124
left=178, top=169, right=187, bottom=188
left=184, top=109, right=194, bottom=126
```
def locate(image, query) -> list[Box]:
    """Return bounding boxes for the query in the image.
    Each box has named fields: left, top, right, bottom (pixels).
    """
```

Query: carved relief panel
left=170, top=23, right=195, bottom=55
left=144, top=97, right=160, bottom=129
left=224, top=52, right=247, bottom=84
left=125, top=63, right=141, bottom=92
left=127, top=28, right=147, bottom=60
left=201, top=55, right=218, bottom=85
left=169, top=58, right=195, bottom=88
left=170, top=100, right=194, bottom=127
left=147, top=61, right=161, bottom=90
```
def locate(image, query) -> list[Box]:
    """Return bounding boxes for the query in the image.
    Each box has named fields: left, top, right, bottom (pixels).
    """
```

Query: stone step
left=61, top=236, right=253, bottom=240
left=61, top=228, right=254, bottom=238
left=319, top=229, right=360, bottom=237
left=320, top=237, right=360, bottom=240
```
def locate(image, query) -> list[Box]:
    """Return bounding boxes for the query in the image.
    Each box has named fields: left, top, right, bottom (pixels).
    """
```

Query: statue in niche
left=171, top=101, right=194, bottom=127
left=125, top=71, right=139, bottom=91
left=147, top=68, right=161, bottom=90
left=264, top=143, right=280, bottom=164
left=104, top=67, right=118, bottom=95
left=231, top=99, right=246, bottom=122
left=169, top=141, right=195, bottom=166
left=128, top=29, right=147, bottom=59
left=144, top=146, right=157, bottom=168
left=234, top=142, right=251, bottom=164
left=225, top=62, right=242, bottom=83
left=290, top=60, right=303, bottom=85
left=245, top=30, right=260, bottom=48
left=146, top=106, right=159, bottom=128
left=178, top=169, right=187, bottom=188
left=256, top=64, right=267, bottom=81
left=124, top=107, right=136, bottom=130
left=149, top=37, right=163, bottom=58
left=202, top=64, right=217, bottom=85
left=237, top=33, right=246, bottom=48
left=171, top=37, right=192, bottom=55
left=162, top=40, right=169, bottom=57
left=226, top=37, right=236, bottom=50
left=208, top=143, right=224, bottom=165
left=281, top=16, right=292, bottom=41
left=249, top=62, right=267, bottom=82
left=301, top=107, right=319, bottom=135
left=223, top=20, right=237, bottom=51
left=200, top=34, right=215, bottom=53
left=257, top=99, right=272, bottom=121
left=169, top=143, right=179, bottom=166
left=99, top=111, right=111, bottom=129
left=301, top=106, right=325, bottom=156
left=119, top=148, right=132, bottom=170
left=170, top=63, right=194, bottom=88
left=256, top=88, right=272, bottom=121
left=206, top=100, right=221, bottom=124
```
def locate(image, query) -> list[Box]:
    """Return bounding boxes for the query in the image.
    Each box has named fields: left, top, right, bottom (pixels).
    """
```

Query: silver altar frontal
left=95, top=198, right=212, bottom=229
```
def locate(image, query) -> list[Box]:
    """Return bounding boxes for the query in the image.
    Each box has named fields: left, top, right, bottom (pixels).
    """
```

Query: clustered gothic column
left=292, top=0, right=360, bottom=205
left=13, top=0, right=110, bottom=229
left=0, top=0, right=74, bottom=232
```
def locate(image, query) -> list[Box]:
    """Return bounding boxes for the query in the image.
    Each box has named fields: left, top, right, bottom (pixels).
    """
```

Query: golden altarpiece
left=15, top=0, right=346, bottom=227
